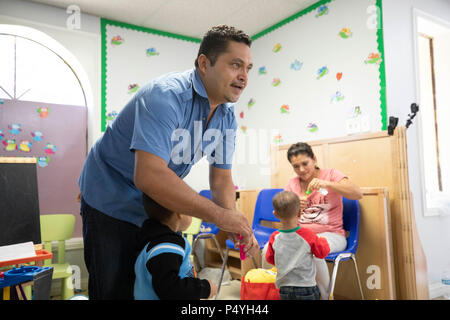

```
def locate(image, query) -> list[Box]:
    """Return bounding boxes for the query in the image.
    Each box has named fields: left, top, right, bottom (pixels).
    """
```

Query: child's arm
left=147, top=251, right=211, bottom=300
left=298, top=228, right=330, bottom=259
left=265, top=232, right=277, bottom=266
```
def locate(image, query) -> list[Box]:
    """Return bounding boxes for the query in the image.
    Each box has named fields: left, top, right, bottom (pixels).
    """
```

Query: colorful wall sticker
left=31, top=130, right=44, bottom=142
left=273, top=134, right=283, bottom=144
left=128, top=84, right=139, bottom=94
left=316, top=66, right=329, bottom=79
left=258, top=66, right=267, bottom=75
left=272, top=43, right=282, bottom=53
left=307, top=123, right=318, bottom=133
left=331, top=91, right=345, bottom=103
left=106, top=111, right=118, bottom=126
left=44, top=143, right=57, bottom=155
left=272, top=78, right=281, bottom=87
left=37, top=106, right=49, bottom=118
left=336, top=72, right=343, bottom=81
left=3, top=139, right=17, bottom=151
left=8, top=123, right=22, bottom=135
left=36, top=156, right=50, bottom=168
left=146, top=47, right=159, bottom=56
left=239, top=111, right=244, bottom=119
left=111, top=35, right=124, bottom=45
left=316, top=5, right=329, bottom=17
left=339, top=28, right=353, bottom=39
left=18, top=140, right=33, bottom=152
left=240, top=126, right=247, bottom=134
left=0, top=130, right=4, bottom=140
left=280, top=104, right=290, bottom=114
left=365, top=52, right=382, bottom=65
left=248, top=98, right=255, bottom=108
left=290, top=59, right=303, bottom=71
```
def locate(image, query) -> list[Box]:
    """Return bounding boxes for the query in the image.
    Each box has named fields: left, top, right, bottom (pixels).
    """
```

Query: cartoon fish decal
left=8, top=123, right=22, bottom=135
left=111, top=35, right=124, bottom=45
left=307, top=123, right=318, bottom=133
left=339, top=28, right=353, bottom=39
left=280, top=105, right=290, bottom=114
left=31, top=131, right=44, bottom=142
left=272, top=43, right=282, bottom=53
left=36, top=156, right=50, bottom=168
left=331, top=91, right=345, bottom=103
left=248, top=98, right=255, bottom=108
left=44, top=143, right=57, bottom=155
left=273, top=134, right=283, bottom=144
left=290, top=59, right=303, bottom=71
left=19, top=140, right=33, bottom=152
left=365, top=52, right=382, bottom=65
left=316, top=5, right=329, bottom=17
left=336, top=72, right=343, bottom=81
left=272, top=78, right=281, bottom=87
left=316, top=66, right=329, bottom=79
left=258, top=66, right=267, bottom=75
left=37, top=107, right=49, bottom=118
left=240, top=126, right=247, bottom=134
left=239, top=111, right=244, bottom=119
left=146, top=47, right=160, bottom=56
left=106, top=111, right=118, bottom=122
left=128, top=84, right=139, bottom=94
left=3, top=139, right=17, bottom=151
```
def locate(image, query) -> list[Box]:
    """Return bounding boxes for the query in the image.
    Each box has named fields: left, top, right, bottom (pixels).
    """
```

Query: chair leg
left=351, top=254, right=365, bottom=300
left=61, top=276, right=74, bottom=300
left=215, top=246, right=229, bottom=300
left=328, top=257, right=341, bottom=300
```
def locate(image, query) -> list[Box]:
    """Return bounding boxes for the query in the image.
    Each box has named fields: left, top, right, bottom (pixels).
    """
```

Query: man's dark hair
left=195, top=25, right=252, bottom=68
left=142, top=193, right=173, bottom=223
left=287, top=142, right=316, bottom=163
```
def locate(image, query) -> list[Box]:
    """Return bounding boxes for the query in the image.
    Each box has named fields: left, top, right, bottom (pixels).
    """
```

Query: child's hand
left=208, top=280, right=218, bottom=299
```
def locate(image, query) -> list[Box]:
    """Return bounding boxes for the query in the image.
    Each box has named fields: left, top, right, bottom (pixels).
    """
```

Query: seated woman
left=263, top=142, right=363, bottom=299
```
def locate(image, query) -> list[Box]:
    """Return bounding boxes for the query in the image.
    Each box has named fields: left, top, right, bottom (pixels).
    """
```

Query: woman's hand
left=299, top=196, right=308, bottom=213
left=307, top=178, right=329, bottom=192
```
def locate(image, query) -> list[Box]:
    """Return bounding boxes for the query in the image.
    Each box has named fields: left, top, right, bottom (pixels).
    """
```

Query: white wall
left=382, top=0, right=450, bottom=294
left=0, top=0, right=102, bottom=149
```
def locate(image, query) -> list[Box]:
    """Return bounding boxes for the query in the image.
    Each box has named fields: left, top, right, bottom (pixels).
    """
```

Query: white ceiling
left=25, top=0, right=321, bottom=38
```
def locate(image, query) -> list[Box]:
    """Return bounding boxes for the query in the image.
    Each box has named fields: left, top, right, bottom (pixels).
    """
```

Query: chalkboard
left=0, top=159, right=41, bottom=246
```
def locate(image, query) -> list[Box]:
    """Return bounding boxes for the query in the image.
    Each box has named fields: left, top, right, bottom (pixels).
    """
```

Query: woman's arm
left=307, top=177, right=363, bottom=200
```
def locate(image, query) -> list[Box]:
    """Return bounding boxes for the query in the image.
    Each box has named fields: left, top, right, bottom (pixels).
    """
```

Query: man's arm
left=209, top=165, right=258, bottom=256
left=134, top=150, right=252, bottom=239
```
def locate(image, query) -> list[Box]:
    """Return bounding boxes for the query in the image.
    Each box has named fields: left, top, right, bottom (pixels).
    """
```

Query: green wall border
left=101, top=0, right=387, bottom=132
left=100, top=18, right=201, bottom=131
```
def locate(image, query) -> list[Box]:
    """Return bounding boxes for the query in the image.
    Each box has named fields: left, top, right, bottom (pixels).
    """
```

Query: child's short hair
left=142, top=193, right=173, bottom=223
left=272, top=191, right=300, bottom=219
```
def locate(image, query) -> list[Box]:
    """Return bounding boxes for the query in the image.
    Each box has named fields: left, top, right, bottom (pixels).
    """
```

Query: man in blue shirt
left=78, top=25, right=257, bottom=299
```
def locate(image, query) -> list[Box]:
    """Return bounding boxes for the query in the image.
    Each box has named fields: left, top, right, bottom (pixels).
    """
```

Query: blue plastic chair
left=191, top=190, right=224, bottom=271
left=325, top=197, right=364, bottom=300
left=215, top=188, right=283, bottom=299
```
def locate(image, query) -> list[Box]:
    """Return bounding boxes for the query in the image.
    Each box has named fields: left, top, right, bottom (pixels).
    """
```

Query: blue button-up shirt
left=78, top=69, right=237, bottom=226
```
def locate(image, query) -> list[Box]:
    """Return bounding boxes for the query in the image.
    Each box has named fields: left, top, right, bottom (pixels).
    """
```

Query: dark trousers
left=279, top=285, right=321, bottom=300
left=80, top=198, right=141, bottom=300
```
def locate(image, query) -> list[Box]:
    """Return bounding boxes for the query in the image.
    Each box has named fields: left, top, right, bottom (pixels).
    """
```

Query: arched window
left=0, top=25, right=89, bottom=239
left=0, top=33, right=86, bottom=106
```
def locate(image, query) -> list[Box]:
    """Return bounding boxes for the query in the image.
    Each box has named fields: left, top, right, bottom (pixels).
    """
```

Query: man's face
left=203, top=41, right=253, bottom=105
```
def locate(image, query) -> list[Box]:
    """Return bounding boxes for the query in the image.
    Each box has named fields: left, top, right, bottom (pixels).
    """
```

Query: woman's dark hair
left=142, top=193, right=173, bottom=223
left=195, top=25, right=252, bottom=68
left=287, top=142, right=316, bottom=163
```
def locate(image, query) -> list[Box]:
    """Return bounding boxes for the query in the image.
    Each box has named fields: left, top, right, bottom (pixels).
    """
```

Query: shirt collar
left=192, top=68, right=234, bottom=111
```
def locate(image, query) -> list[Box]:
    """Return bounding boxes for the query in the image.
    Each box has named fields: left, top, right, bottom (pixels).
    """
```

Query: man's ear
left=197, top=54, right=210, bottom=74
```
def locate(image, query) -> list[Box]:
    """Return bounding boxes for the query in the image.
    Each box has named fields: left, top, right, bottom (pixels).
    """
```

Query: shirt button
left=202, top=117, right=206, bottom=121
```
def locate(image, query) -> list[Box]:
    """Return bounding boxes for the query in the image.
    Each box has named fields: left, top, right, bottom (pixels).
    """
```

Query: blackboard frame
left=0, top=157, right=41, bottom=246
